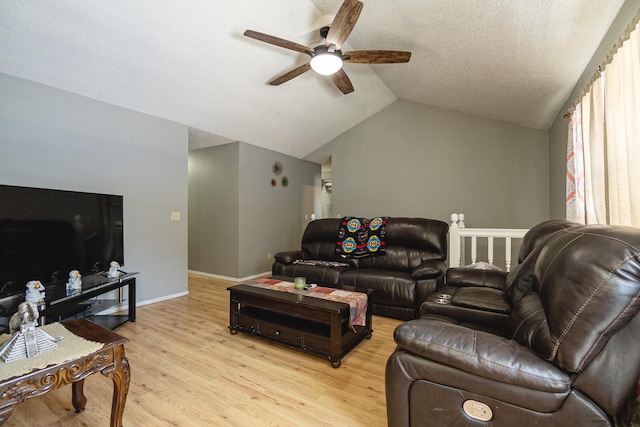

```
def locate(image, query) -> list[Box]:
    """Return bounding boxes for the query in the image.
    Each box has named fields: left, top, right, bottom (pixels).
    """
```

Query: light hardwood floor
left=7, top=273, right=403, bottom=426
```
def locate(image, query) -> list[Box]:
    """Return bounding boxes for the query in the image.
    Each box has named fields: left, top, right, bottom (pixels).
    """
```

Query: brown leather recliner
left=420, top=219, right=580, bottom=334
left=386, top=223, right=640, bottom=426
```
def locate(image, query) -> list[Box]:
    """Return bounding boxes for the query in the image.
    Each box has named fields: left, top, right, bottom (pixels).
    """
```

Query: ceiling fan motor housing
left=310, top=45, right=345, bottom=59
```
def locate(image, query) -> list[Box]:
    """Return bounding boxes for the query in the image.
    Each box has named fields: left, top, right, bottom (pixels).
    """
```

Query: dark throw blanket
left=335, top=216, right=388, bottom=258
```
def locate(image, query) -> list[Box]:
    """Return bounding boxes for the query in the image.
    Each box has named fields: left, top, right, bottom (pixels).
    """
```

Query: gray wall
left=0, top=73, right=189, bottom=304
left=189, top=142, right=320, bottom=278
left=307, top=100, right=549, bottom=229
left=188, top=143, right=240, bottom=277
left=548, top=0, right=640, bottom=219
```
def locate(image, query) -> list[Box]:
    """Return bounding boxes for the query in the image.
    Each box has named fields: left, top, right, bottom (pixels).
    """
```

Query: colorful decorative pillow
left=335, top=216, right=388, bottom=258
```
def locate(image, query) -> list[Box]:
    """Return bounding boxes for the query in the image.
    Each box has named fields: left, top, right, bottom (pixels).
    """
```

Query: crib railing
left=448, top=213, right=528, bottom=271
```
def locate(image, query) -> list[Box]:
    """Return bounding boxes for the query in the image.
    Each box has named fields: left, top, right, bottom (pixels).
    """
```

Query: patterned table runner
left=247, top=278, right=368, bottom=326
left=0, top=322, right=104, bottom=381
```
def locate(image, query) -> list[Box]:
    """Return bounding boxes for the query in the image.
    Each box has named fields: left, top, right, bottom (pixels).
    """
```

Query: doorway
left=321, top=157, right=332, bottom=218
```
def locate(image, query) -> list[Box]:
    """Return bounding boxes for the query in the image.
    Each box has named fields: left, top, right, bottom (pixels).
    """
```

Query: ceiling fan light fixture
left=310, top=52, right=343, bottom=75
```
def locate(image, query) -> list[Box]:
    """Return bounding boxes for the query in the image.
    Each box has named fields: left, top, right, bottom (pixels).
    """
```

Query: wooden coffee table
left=228, top=283, right=373, bottom=368
left=0, top=318, right=130, bottom=426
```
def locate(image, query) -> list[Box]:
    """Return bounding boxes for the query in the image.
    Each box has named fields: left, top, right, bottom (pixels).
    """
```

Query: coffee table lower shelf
left=228, top=285, right=373, bottom=368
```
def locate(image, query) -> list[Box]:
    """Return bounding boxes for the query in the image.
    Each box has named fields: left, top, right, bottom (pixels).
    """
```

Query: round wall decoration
left=281, top=176, right=289, bottom=187
left=272, top=161, right=283, bottom=175
left=271, top=179, right=276, bottom=187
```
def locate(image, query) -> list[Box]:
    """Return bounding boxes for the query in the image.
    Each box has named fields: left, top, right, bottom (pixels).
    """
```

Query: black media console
left=38, top=272, right=137, bottom=330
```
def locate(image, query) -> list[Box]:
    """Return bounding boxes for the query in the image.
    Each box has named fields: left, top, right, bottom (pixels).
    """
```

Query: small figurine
left=1, top=301, right=63, bottom=362
left=66, top=270, right=82, bottom=290
left=107, top=261, right=121, bottom=279
left=8, top=301, right=39, bottom=335
left=24, top=280, right=45, bottom=304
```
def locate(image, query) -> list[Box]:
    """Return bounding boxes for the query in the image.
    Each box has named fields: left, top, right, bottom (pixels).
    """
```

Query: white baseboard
left=188, top=270, right=271, bottom=282
left=137, top=291, right=190, bottom=307
left=93, top=290, right=189, bottom=315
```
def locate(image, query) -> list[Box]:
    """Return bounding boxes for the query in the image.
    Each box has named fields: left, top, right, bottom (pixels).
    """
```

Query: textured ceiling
left=0, top=0, right=627, bottom=159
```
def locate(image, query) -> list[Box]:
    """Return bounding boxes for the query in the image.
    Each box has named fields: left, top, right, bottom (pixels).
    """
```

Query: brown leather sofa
left=386, top=223, right=640, bottom=426
left=272, top=217, right=449, bottom=320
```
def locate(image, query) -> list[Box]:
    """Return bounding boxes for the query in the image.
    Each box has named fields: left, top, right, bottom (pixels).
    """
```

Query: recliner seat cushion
left=339, top=269, right=416, bottom=308
left=450, top=287, right=510, bottom=313
left=421, top=288, right=509, bottom=333
left=392, top=319, right=572, bottom=407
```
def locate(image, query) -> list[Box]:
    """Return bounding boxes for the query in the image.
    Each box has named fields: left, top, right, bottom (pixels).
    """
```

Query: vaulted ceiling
left=0, top=1, right=627, bottom=159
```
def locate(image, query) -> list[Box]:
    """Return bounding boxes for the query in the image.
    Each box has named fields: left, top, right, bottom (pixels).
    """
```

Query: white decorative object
left=24, top=280, right=45, bottom=303
left=463, top=261, right=502, bottom=271
left=8, top=301, right=39, bottom=335
left=66, top=270, right=82, bottom=290
left=107, top=261, right=121, bottom=279
left=0, top=302, right=63, bottom=362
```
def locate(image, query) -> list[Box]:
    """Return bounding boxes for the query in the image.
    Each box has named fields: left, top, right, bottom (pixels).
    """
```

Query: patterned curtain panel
left=566, top=101, right=585, bottom=223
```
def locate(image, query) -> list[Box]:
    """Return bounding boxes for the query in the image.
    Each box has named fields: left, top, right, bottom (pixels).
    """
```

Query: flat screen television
left=0, top=185, right=124, bottom=294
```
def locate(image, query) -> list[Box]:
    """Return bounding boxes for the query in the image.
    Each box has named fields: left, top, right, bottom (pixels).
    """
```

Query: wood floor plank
left=5, top=273, right=402, bottom=426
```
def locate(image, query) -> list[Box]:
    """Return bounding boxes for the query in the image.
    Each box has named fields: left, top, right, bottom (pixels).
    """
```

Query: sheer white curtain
left=583, top=76, right=606, bottom=224
left=602, top=18, right=640, bottom=226
left=567, top=11, right=640, bottom=226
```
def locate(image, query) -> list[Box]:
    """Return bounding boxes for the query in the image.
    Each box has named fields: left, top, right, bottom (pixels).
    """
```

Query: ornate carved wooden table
left=0, top=318, right=130, bottom=426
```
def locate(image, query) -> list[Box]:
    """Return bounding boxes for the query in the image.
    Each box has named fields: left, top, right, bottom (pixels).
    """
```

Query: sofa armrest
left=411, top=260, right=446, bottom=280
left=393, top=318, right=570, bottom=393
left=445, top=268, right=507, bottom=290
left=274, top=250, right=306, bottom=264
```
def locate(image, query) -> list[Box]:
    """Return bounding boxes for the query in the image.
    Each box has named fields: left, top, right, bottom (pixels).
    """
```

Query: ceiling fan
left=244, top=0, right=411, bottom=94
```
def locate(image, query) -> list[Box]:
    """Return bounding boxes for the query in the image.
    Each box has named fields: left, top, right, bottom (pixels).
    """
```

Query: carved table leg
left=101, top=345, right=131, bottom=427
left=72, top=379, right=87, bottom=413
left=0, top=405, right=13, bottom=425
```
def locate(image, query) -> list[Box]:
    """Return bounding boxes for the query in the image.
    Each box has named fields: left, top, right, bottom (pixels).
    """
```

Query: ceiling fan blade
left=244, top=30, right=311, bottom=54
left=330, top=69, right=354, bottom=94
left=268, top=63, right=312, bottom=86
left=325, top=0, right=363, bottom=50
left=344, top=50, right=412, bottom=64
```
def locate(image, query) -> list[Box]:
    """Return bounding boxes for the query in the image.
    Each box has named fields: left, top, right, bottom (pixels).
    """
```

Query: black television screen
left=0, top=185, right=124, bottom=293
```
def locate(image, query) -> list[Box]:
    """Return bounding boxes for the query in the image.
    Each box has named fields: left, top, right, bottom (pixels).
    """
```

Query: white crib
left=448, top=213, right=528, bottom=271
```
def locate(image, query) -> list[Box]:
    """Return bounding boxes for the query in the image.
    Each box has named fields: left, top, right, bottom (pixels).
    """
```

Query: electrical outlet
left=171, top=212, right=180, bottom=221
left=267, top=252, right=272, bottom=260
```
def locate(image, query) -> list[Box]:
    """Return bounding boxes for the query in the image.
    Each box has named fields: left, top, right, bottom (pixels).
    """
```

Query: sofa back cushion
left=357, top=218, right=449, bottom=272
left=510, top=224, right=640, bottom=374
left=300, top=219, right=359, bottom=267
